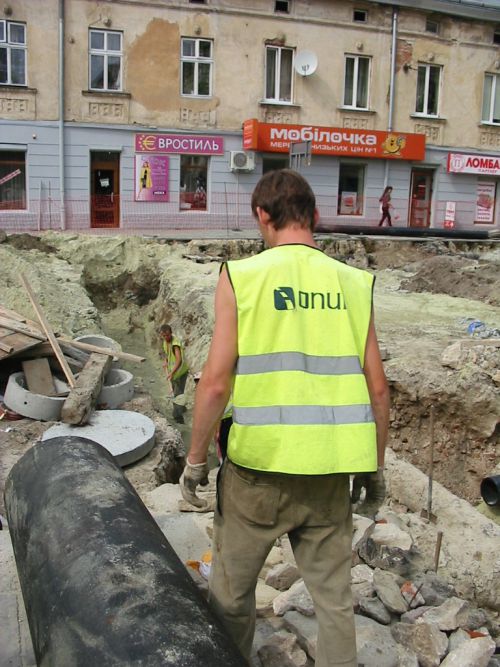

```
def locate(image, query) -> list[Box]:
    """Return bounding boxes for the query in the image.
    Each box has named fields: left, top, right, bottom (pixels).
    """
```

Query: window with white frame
left=181, top=38, right=213, bottom=96
left=482, top=73, right=500, bottom=124
left=343, top=55, right=370, bottom=109
left=0, top=151, right=26, bottom=210
left=265, top=45, right=294, bottom=103
left=415, top=63, right=441, bottom=116
left=0, top=21, right=27, bottom=86
left=89, top=29, right=122, bottom=91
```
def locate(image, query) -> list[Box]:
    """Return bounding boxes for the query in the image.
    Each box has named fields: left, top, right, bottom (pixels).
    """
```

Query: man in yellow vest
left=160, top=323, right=188, bottom=423
left=181, top=170, right=390, bottom=665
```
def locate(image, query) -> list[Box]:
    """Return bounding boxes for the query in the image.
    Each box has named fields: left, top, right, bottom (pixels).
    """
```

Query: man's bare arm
left=363, top=313, right=390, bottom=467
left=187, top=268, right=238, bottom=464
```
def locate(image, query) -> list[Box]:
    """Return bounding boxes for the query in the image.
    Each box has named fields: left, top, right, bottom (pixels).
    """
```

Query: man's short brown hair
left=251, top=169, right=316, bottom=230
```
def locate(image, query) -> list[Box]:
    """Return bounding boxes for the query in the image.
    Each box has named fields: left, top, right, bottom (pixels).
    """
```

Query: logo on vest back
left=274, top=286, right=346, bottom=311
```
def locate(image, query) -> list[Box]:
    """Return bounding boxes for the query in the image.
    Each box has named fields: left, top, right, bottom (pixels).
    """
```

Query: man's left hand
left=351, top=468, right=386, bottom=518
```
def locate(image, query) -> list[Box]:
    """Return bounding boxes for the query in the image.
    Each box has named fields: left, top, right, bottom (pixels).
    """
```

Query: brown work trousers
left=208, top=460, right=356, bottom=666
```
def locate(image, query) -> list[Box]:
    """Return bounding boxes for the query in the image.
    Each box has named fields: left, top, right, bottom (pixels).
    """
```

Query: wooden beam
left=57, top=337, right=145, bottom=364
left=19, top=274, right=76, bottom=388
left=61, top=353, right=112, bottom=425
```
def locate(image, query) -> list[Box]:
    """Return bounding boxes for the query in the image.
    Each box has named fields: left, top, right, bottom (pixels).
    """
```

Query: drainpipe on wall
left=384, top=6, right=398, bottom=189
left=58, top=0, right=66, bottom=230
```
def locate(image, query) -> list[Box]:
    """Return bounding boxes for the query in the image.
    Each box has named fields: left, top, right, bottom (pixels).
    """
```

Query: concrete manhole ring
left=74, top=334, right=122, bottom=367
left=4, top=372, right=69, bottom=422
left=98, top=369, right=134, bottom=409
left=41, top=410, right=155, bottom=466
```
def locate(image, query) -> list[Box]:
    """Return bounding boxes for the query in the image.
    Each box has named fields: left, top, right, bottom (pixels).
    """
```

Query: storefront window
left=0, top=150, right=26, bottom=210
left=338, top=163, right=365, bottom=215
left=179, top=155, right=208, bottom=211
left=475, top=181, right=496, bottom=224
left=263, top=155, right=288, bottom=174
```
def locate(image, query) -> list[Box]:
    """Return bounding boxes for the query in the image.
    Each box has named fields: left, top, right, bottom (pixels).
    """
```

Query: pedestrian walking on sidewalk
left=180, top=169, right=390, bottom=666
left=378, top=185, right=393, bottom=226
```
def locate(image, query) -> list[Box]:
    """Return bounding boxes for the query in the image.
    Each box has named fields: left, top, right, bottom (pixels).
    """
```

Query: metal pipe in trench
left=5, top=436, right=245, bottom=667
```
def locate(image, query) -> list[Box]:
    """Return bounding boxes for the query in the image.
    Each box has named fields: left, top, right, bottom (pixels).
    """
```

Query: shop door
left=409, top=170, right=433, bottom=228
left=90, top=152, right=120, bottom=228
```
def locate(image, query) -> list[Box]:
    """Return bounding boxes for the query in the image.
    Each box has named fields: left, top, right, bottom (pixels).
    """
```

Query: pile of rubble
left=142, top=463, right=500, bottom=667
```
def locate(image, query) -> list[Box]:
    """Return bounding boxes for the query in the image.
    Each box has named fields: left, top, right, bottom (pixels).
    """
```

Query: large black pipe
left=481, top=475, right=500, bottom=507
left=315, top=223, right=496, bottom=240
left=5, top=436, right=246, bottom=667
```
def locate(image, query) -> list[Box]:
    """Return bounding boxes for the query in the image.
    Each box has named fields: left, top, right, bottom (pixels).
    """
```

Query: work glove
left=351, top=468, right=386, bottom=518
left=180, top=460, right=210, bottom=508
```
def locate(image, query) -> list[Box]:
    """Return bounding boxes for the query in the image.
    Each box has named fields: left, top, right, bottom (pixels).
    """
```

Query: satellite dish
left=294, top=51, right=318, bottom=77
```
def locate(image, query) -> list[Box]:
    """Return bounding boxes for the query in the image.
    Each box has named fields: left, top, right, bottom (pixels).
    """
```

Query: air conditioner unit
left=230, top=150, right=255, bottom=172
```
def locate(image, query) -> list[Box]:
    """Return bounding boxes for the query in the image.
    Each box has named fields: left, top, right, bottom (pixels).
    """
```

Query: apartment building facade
left=0, top=0, right=499, bottom=233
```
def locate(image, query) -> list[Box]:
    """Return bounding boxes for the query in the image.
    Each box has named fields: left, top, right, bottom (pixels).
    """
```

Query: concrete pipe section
left=98, top=369, right=134, bottom=409
left=4, top=367, right=134, bottom=422
left=42, top=410, right=155, bottom=466
left=5, top=436, right=246, bottom=667
left=74, top=334, right=122, bottom=368
left=4, top=372, right=69, bottom=421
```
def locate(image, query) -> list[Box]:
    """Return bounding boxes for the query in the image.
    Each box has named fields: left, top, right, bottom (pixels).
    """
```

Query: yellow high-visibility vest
left=163, top=336, right=188, bottom=380
left=226, top=244, right=377, bottom=474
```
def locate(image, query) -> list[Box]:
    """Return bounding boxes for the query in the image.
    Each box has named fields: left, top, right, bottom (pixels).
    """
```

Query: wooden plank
left=0, top=306, right=41, bottom=330
left=19, top=274, right=76, bottom=388
left=57, top=337, right=145, bottom=364
left=0, top=339, right=14, bottom=353
left=22, top=358, right=56, bottom=396
left=0, top=316, right=45, bottom=339
left=61, top=353, right=112, bottom=425
left=0, top=326, right=44, bottom=361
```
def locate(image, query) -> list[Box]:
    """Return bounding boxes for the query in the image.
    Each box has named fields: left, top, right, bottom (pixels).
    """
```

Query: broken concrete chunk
left=358, top=596, right=392, bottom=625
left=396, top=644, right=420, bottom=667
left=401, top=580, right=426, bottom=609
left=412, top=571, right=458, bottom=608
left=355, top=614, right=400, bottom=667
left=352, top=513, right=374, bottom=548
left=357, top=532, right=413, bottom=576
left=416, top=596, right=470, bottom=632
left=256, top=580, right=281, bottom=618
left=272, top=580, right=314, bottom=618
left=282, top=611, right=317, bottom=661
left=351, top=563, right=374, bottom=585
left=391, top=622, right=448, bottom=667
left=448, top=627, right=471, bottom=652
left=265, top=561, right=301, bottom=592
left=440, top=635, right=496, bottom=667
left=257, top=630, right=308, bottom=667
left=371, top=522, right=413, bottom=551
left=373, top=568, right=408, bottom=615
left=260, top=546, right=284, bottom=578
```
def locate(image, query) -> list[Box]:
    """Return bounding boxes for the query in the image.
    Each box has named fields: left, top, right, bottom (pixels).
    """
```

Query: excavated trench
left=1, top=233, right=499, bottom=507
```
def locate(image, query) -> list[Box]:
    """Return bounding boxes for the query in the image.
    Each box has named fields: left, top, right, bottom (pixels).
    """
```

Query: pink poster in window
left=135, top=155, right=169, bottom=202
left=475, top=182, right=496, bottom=223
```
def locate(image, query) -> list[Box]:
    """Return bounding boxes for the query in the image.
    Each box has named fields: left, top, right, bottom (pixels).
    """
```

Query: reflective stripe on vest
left=226, top=244, right=377, bottom=475
left=232, top=403, right=373, bottom=426
left=236, top=352, right=362, bottom=375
